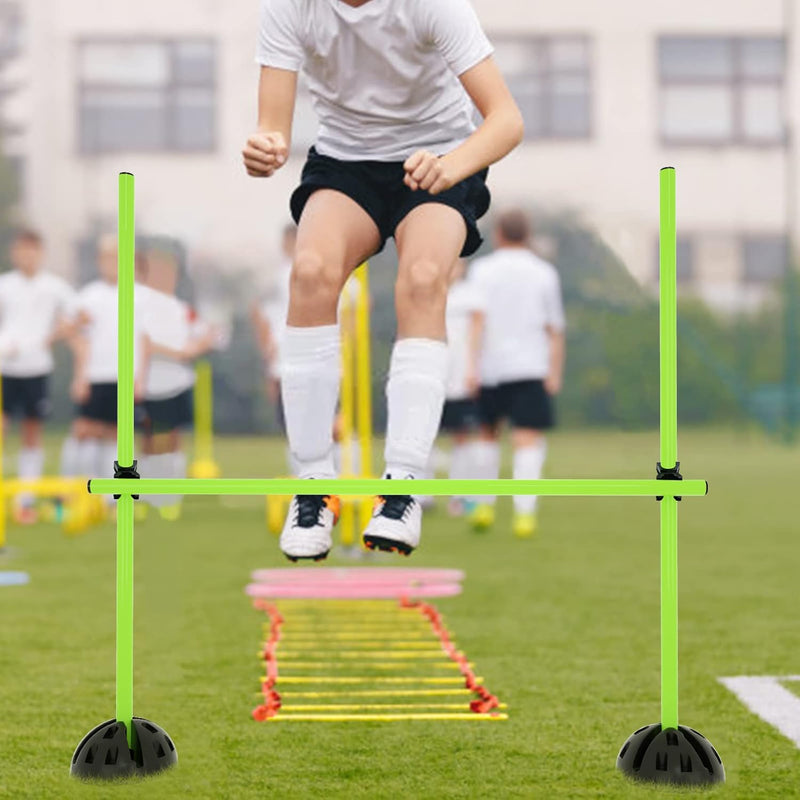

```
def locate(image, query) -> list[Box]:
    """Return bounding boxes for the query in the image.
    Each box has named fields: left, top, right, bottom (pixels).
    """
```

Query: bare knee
left=291, top=249, right=343, bottom=311
left=396, top=258, right=448, bottom=311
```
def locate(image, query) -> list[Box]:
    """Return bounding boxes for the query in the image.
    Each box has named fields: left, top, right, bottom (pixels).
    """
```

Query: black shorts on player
left=478, top=379, right=554, bottom=431
left=1, top=375, right=50, bottom=420
left=291, top=147, right=491, bottom=258
left=440, top=398, right=479, bottom=433
left=78, top=382, right=118, bottom=425
left=136, top=389, right=193, bottom=436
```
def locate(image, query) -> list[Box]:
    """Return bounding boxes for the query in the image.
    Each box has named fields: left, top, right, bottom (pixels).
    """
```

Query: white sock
left=281, top=325, right=340, bottom=480
left=101, top=442, right=118, bottom=505
left=512, top=441, right=547, bottom=514
left=384, top=338, right=447, bottom=482
left=59, top=436, right=81, bottom=477
left=77, top=439, right=100, bottom=477
left=470, top=440, right=500, bottom=505
left=17, top=447, right=45, bottom=507
left=140, top=453, right=176, bottom=508
left=448, top=442, right=471, bottom=498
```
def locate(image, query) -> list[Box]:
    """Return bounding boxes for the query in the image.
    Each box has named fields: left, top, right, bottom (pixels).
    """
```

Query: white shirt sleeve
left=420, top=0, right=494, bottom=77
left=256, top=0, right=303, bottom=71
left=545, top=270, right=566, bottom=332
left=55, top=276, right=79, bottom=322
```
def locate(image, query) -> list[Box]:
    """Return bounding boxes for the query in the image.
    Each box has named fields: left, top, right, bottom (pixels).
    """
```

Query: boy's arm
left=405, top=57, right=524, bottom=194
left=243, top=67, right=298, bottom=177
left=68, top=330, right=91, bottom=403
left=466, top=309, right=485, bottom=396
left=545, top=328, right=566, bottom=396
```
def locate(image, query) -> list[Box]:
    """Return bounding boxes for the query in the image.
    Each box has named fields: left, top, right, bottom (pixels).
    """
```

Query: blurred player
left=467, top=210, right=566, bottom=538
left=244, top=0, right=523, bottom=560
left=251, top=224, right=295, bottom=434
left=437, top=258, right=482, bottom=515
left=0, top=228, right=75, bottom=522
left=135, top=248, right=218, bottom=520
left=60, top=234, right=120, bottom=498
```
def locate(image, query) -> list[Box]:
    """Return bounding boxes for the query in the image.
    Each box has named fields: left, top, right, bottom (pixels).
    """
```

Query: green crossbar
left=89, top=478, right=704, bottom=497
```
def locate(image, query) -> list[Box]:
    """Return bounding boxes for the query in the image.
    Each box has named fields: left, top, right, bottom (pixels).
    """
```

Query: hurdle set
left=69, top=169, right=725, bottom=786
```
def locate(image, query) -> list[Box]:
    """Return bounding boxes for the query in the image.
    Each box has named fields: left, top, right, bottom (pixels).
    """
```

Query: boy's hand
left=243, top=132, right=288, bottom=177
left=71, top=377, right=90, bottom=404
left=403, top=150, right=454, bottom=195
left=545, top=374, right=562, bottom=396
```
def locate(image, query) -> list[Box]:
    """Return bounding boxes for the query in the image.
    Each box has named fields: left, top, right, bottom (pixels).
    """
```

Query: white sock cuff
left=389, top=338, right=448, bottom=377
left=18, top=447, right=45, bottom=478
left=283, top=325, right=340, bottom=364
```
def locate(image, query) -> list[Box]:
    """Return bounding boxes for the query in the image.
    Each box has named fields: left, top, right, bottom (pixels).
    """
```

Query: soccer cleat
left=469, top=503, right=494, bottom=532
left=512, top=513, right=537, bottom=539
left=280, top=494, right=340, bottom=562
left=362, top=488, right=422, bottom=556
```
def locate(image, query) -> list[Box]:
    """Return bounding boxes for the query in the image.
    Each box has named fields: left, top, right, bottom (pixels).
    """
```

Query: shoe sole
left=284, top=550, right=330, bottom=563
left=362, top=535, right=414, bottom=556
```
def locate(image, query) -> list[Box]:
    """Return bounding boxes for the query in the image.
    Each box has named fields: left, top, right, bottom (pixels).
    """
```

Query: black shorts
left=79, top=382, right=118, bottom=425
left=1, top=375, right=50, bottom=420
left=478, top=380, right=555, bottom=431
left=136, top=389, right=193, bottom=435
left=440, top=398, right=479, bottom=433
left=291, top=147, right=491, bottom=257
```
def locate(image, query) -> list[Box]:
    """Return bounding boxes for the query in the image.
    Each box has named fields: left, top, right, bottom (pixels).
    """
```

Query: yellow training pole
left=188, top=360, right=221, bottom=479
left=339, top=280, right=356, bottom=546
left=354, top=263, right=374, bottom=530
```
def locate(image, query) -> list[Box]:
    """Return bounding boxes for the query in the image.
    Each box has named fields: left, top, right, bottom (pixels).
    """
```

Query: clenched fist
left=243, top=132, right=289, bottom=178
left=403, top=150, right=454, bottom=195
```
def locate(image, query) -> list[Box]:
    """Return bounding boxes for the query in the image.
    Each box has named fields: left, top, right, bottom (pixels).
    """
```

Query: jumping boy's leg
left=280, top=190, right=380, bottom=561
left=363, top=204, right=465, bottom=555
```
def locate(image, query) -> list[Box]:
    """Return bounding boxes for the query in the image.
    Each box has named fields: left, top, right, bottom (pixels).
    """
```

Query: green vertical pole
left=659, top=167, right=679, bottom=730
left=116, top=173, right=136, bottom=747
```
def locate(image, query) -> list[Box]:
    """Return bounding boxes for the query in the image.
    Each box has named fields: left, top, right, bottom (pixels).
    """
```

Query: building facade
left=5, top=0, right=799, bottom=311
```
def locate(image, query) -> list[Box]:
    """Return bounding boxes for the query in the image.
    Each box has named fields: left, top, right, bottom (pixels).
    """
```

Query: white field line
left=719, top=675, right=800, bottom=748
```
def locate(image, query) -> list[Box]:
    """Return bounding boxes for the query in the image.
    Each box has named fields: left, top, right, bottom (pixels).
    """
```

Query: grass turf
left=0, top=429, right=798, bottom=799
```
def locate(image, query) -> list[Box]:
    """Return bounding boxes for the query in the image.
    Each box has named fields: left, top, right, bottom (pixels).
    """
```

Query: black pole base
left=617, top=723, right=724, bottom=786
left=70, top=717, right=177, bottom=779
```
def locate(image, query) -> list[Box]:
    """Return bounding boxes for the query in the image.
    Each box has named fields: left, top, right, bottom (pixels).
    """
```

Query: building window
left=659, top=36, right=785, bottom=145
left=78, top=39, right=216, bottom=154
left=742, top=235, right=788, bottom=283
left=0, top=2, right=22, bottom=62
left=655, top=236, right=695, bottom=283
left=493, top=36, right=592, bottom=140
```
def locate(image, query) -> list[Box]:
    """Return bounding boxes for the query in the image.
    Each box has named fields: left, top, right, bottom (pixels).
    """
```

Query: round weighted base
left=70, top=717, right=177, bottom=779
left=617, top=723, right=724, bottom=786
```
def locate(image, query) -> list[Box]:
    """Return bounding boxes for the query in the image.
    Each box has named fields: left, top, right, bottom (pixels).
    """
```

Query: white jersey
left=138, top=289, right=199, bottom=401
left=0, top=270, right=76, bottom=377
left=469, top=248, right=566, bottom=386
left=76, top=280, right=119, bottom=383
left=257, top=0, right=493, bottom=162
left=445, top=279, right=482, bottom=400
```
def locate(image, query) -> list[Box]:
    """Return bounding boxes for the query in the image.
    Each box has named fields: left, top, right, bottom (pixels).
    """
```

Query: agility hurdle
left=70, top=169, right=724, bottom=786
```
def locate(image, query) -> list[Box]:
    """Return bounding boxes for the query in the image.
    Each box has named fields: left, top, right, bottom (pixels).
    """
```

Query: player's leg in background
left=17, top=415, right=44, bottom=521
left=469, top=419, right=501, bottom=531
left=283, top=189, right=380, bottom=482
left=447, top=427, right=474, bottom=516
left=510, top=427, right=546, bottom=538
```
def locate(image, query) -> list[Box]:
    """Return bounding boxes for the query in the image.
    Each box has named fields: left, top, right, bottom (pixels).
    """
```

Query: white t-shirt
left=0, top=270, right=76, bottom=377
left=76, top=280, right=119, bottom=383
left=256, top=0, right=493, bottom=161
left=445, top=279, right=482, bottom=400
left=137, top=289, right=199, bottom=401
left=469, top=248, right=566, bottom=386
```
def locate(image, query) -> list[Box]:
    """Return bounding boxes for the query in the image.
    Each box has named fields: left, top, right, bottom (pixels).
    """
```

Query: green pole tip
left=661, top=166, right=676, bottom=172
left=120, top=171, right=134, bottom=177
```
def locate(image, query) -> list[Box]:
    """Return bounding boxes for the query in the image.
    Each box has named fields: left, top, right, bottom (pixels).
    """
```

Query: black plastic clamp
left=113, top=460, right=140, bottom=500
left=656, top=461, right=682, bottom=502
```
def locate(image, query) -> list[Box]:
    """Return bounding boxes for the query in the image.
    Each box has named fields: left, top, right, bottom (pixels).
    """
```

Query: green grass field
left=1, top=429, right=799, bottom=799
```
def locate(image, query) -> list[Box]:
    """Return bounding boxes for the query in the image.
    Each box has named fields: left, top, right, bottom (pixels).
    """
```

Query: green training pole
left=660, top=166, right=679, bottom=731
left=116, top=173, right=136, bottom=747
